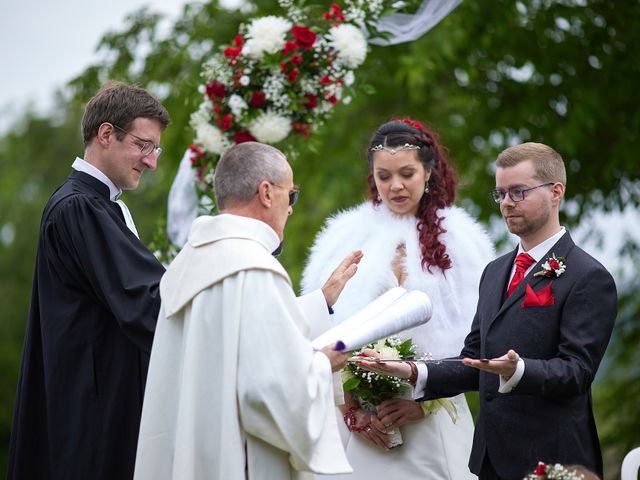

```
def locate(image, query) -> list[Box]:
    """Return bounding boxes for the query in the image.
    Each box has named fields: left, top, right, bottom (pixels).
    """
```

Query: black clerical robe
left=8, top=170, right=165, bottom=480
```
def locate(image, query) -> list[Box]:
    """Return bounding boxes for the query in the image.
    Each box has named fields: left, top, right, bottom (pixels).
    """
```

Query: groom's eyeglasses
left=270, top=183, right=300, bottom=206
left=489, top=183, right=553, bottom=204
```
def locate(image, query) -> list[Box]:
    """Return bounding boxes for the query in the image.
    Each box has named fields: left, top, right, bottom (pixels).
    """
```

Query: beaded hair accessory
left=370, top=143, right=421, bottom=155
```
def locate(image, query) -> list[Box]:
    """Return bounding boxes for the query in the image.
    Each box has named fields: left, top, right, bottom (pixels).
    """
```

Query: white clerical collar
left=72, top=157, right=122, bottom=201
left=517, top=227, right=566, bottom=263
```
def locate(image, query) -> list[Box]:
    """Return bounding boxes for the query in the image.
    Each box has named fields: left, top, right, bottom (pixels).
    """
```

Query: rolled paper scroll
left=312, top=288, right=433, bottom=352
left=311, top=287, right=406, bottom=350
left=333, top=290, right=432, bottom=352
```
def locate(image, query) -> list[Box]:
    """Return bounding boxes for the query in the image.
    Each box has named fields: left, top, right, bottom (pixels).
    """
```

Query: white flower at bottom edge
left=248, top=110, right=292, bottom=144
left=194, top=123, right=231, bottom=155
left=327, top=24, right=368, bottom=68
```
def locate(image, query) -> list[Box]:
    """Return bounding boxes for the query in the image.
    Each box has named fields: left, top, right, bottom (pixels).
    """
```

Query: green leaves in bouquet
left=343, top=336, right=416, bottom=406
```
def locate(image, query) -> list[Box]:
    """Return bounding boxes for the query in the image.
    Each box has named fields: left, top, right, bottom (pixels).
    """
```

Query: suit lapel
left=485, top=249, right=518, bottom=331
left=490, top=231, right=576, bottom=325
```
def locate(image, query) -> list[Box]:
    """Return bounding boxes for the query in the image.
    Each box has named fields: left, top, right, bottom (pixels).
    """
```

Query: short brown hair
left=496, top=142, right=567, bottom=186
left=81, top=81, right=170, bottom=146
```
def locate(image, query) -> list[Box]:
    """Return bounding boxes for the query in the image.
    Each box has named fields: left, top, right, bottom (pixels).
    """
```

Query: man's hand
left=319, top=344, right=351, bottom=372
left=462, top=349, right=519, bottom=379
left=321, top=250, right=363, bottom=307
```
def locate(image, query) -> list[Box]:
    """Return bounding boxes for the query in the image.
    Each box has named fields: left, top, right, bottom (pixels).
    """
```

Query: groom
left=362, top=142, right=617, bottom=479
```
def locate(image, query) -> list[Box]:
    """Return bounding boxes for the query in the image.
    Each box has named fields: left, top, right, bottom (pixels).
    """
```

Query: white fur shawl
left=301, top=202, right=495, bottom=359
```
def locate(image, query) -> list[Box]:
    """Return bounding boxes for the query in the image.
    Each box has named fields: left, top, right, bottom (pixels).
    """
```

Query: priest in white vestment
left=134, top=142, right=356, bottom=480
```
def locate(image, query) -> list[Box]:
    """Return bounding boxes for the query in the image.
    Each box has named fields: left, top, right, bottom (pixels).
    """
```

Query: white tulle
left=369, top=0, right=462, bottom=46
left=167, top=149, right=199, bottom=247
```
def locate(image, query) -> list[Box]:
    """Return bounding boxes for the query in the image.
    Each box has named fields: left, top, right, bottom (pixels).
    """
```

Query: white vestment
left=302, top=202, right=495, bottom=480
left=134, top=214, right=352, bottom=480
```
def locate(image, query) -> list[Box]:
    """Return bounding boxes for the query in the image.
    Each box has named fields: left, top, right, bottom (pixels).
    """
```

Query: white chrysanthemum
left=327, top=24, right=368, bottom=68
left=243, top=16, right=292, bottom=60
left=248, top=111, right=292, bottom=144
left=194, top=123, right=231, bottom=155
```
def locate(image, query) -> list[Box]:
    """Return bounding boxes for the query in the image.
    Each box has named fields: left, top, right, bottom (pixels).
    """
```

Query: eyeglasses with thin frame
left=112, top=124, right=163, bottom=158
left=489, top=182, right=554, bottom=204
left=269, top=182, right=300, bottom=206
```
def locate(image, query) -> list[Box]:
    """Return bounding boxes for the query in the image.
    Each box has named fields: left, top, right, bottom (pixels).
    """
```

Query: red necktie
left=507, top=253, right=536, bottom=297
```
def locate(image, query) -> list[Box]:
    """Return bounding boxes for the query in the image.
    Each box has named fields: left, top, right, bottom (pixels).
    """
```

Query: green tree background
left=1, top=1, right=638, bottom=477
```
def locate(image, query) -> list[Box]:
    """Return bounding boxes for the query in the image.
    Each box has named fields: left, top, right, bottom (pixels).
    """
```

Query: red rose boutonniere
left=533, top=253, right=566, bottom=278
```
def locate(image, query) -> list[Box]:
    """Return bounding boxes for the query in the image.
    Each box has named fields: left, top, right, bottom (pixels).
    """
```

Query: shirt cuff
left=412, top=363, right=428, bottom=399
left=499, top=358, right=525, bottom=393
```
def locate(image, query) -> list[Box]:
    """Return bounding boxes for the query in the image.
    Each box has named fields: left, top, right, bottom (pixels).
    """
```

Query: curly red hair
left=366, top=119, right=458, bottom=272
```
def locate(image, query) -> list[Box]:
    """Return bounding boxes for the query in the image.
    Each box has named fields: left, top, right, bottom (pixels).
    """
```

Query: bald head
left=214, top=142, right=290, bottom=209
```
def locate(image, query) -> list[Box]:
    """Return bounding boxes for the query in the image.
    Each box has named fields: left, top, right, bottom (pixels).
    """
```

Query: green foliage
left=1, top=0, right=639, bottom=477
left=343, top=337, right=416, bottom=406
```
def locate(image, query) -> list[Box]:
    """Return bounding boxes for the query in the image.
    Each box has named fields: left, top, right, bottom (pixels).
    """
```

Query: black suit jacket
left=421, top=232, right=617, bottom=479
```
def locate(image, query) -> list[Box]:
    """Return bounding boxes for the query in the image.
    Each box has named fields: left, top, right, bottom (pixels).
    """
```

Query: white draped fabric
left=369, top=0, right=463, bottom=46
left=166, top=149, right=199, bottom=247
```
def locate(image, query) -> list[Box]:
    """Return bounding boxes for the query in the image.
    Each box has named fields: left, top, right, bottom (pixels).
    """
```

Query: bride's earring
left=377, top=193, right=382, bottom=202
left=424, top=183, right=430, bottom=194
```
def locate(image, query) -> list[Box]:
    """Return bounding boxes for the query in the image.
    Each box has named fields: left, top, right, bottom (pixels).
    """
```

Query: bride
left=301, top=119, right=494, bottom=479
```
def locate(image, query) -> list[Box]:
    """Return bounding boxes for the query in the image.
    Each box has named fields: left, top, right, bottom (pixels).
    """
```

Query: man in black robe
left=8, top=81, right=171, bottom=480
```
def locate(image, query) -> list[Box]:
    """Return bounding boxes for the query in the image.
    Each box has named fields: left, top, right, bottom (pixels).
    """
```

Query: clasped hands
left=342, top=400, right=423, bottom=450
left=356, top=348, right=520, bottom=382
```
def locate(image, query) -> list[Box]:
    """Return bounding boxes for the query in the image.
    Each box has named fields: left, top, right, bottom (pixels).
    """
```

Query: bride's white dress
left=302, top=202, right=494, bottom=479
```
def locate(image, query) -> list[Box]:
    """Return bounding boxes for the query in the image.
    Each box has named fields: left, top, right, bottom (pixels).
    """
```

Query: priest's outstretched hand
left=321, top=250, right=363, bottom=307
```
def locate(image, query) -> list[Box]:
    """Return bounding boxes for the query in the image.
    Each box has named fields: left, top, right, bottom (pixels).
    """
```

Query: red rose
left=219, top=114, right=232, bottom=131
left=188, top=144, right=204, bottom=163
left=293, top=123, right=311, bottom=138
left=250, top=90, right=267, bottom=108
left=224, top=46, right=242, bottom=59
left=327, top=95, right=338, bottom=105
left=324, top=3, right=345, bottom=22
left=291, top=25, right=317, bottom=50
left=282, top=41, right=297, bottom=55
left=290, top=54, right=303, bottom=66
left=319, top=75, right=332, bottom=86
left=206, top=80, right=227, bottom=100
left=233, top=35, right=244, bottom=47
left=534, top=463, right=547, bottom=476
left=303, top=94, right=318, bottom=110
left=288, top=69, right=300, bottom=83
left=280, top=62, right=288, bottom=73
left=234, top=130, right=256, bottom=144
left=549, top=259, right=560, bottom=270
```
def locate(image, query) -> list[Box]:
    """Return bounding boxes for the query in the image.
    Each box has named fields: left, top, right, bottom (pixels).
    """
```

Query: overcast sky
left=0, top=0, right=192, bottom=131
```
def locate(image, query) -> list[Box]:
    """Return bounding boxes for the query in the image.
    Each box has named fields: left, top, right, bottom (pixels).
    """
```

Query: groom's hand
left=321, top=250, right=363, bottom=307
left=462, top=349, right=519, bottom=379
